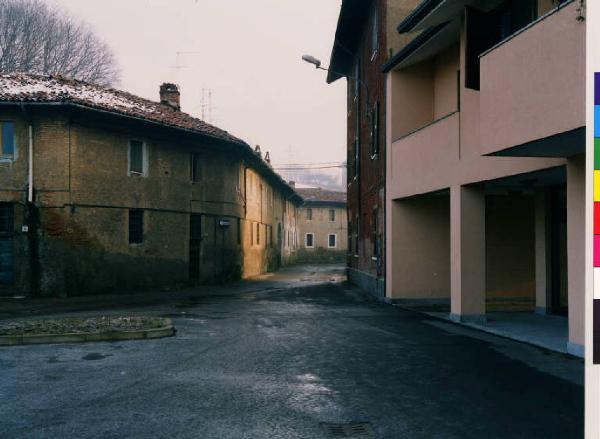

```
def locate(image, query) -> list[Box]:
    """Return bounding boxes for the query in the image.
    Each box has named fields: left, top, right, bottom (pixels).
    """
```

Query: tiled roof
left=296, top=188, right=347, bottom=204
left=0, top=73, right=245, bottom=145
left=0, top=73, right=303, bottom=203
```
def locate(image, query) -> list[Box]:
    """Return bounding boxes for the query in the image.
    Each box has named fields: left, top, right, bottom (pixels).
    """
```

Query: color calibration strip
left=596, top=73, right=600, bottom=300
left=595, top=74, right=600, bottom=364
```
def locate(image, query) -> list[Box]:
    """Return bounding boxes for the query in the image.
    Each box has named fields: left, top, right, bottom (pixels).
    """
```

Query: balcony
left=389, top=112, right=459, bottom=199
left=479, top=1, right=585, bottom=157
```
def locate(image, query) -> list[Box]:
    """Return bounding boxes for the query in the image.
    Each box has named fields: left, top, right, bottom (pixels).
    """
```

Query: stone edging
left=0, top=319, right=174, bottom=346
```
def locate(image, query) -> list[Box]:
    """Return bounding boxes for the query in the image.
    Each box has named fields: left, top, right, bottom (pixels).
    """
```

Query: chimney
left=255, top=145, right=262, bottom=158
left=264, top=152, right=271, bottom=165
left=160, top=83, right=180, bottom=110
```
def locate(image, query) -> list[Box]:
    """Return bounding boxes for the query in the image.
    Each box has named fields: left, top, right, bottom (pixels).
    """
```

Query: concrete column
left=450, top=185, right=486, bottom=322
left=534, top=190, right=548, bottom=315
left=567, top=155, right=585, bottom=357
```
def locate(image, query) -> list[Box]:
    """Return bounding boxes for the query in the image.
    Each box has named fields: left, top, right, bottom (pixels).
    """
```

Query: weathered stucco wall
left=0, top=106, right=300, bottom=296
left=296, top=205, right=347, bottom=263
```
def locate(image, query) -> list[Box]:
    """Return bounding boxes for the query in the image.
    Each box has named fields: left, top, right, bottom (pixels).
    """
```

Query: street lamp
left=301, top=54, right=370, bottom=105
left=301, top=55, right=322, bottom=69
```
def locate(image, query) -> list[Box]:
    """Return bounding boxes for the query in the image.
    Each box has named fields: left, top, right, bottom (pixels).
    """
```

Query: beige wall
left=387, top=195, right=449, bottom=299
left=242, top=168, right=300, bottom=278
left=389, top=61, right=434, bottom=140
left=433, top=43, right=460, bottom=120
left=297, top=205, right=348, bottom=252
left=480, top=2, right=585, bottom=156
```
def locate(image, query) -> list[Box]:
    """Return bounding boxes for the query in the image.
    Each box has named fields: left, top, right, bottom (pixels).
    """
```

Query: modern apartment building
left=383, top=0, right=585, bottom=355
left=0, top=73, right=302, bottom=297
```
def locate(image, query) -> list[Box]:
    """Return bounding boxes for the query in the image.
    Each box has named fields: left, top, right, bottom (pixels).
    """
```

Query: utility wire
left=273, top=165, right=346, bottom=170
left=272, top=161, right=345, bottom=167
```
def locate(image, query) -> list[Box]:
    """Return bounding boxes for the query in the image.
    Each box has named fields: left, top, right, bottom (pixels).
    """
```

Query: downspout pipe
left=20, top=104, right=40, bottom=297
left=28, top=124, right=33, bottom=202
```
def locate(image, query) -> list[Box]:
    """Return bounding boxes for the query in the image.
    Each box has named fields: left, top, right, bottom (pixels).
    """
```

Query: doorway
left=189, top=214, right=201, bottom=282
left=0, top=203, right=14, bottom=296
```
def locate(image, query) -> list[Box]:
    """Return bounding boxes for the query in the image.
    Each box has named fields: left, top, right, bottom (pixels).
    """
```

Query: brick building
left=296, top=188, right=347, bottom=263
left=0, top=73, right=302, bottom=297
left=326, top=0, right=419, bottom=297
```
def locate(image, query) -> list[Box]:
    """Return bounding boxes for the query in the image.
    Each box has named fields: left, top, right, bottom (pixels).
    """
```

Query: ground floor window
left=328, top=234, right=337, bottom=248
left=305, top=233, right=314, bottom=248
left=128, top=209, right=144, bottom=244
left=0, top=203, right=13, bottom=234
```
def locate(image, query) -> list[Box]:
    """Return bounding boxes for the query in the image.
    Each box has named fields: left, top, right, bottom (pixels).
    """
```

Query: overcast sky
left=50, top=0, right=346, bottom=169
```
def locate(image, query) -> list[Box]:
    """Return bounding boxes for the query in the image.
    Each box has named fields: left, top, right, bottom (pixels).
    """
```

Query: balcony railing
left=479, top=1, right=584, bottom=156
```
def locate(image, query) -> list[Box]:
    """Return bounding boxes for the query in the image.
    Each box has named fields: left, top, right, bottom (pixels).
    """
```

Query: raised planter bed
left=0, top=316, right=174, bottom=346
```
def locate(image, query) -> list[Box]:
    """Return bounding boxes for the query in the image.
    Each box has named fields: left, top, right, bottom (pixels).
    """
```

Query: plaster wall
left=480, top=1, right=585, bottom=156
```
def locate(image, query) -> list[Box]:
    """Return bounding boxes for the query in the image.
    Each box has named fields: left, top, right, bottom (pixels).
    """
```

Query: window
left=305, top=233, right=314, bottom=248
left=371, top=6, right=379, bottom=60
left=354, top=215, right=360, bottom=255
left=328, top=234, right=337, bottom=249
left=128, top=210, right=144, bottom=244
left=373, top=207, right=381, bottom=259
left=190, top=153, right=201, bottom=182
left=237, top=164, right=244, bottom=192
left=0, top=203, right=13, bottom=234
left=0, top=122, right=15, bottom=157
left=306, top=208, right=313, bottom=220
left=329, top=209, right=336, bottom=222
left=370, top=102, right=380, bottom=158
left=128, top=140, right=147, bottom=176
left=353, top=138, right=360, bottom=179
left=256, top=223, right=260, bottom=245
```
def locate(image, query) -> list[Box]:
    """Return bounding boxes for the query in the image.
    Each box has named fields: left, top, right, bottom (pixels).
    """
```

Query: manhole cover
left=320, top=423, right=376, bottom=437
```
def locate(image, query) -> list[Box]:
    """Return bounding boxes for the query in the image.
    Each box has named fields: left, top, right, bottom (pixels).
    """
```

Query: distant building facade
left=0, top=73, right=301, bottom=297
left=296, top=188, right=347, bottom=263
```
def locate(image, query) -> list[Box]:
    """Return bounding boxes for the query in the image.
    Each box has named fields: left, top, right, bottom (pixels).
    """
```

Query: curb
left=393, top=304, right=584, bottom=359
left=0, top=319, right=174, bottom=346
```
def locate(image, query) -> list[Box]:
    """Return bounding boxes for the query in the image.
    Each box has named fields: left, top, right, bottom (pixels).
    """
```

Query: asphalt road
left=0, top=265, right=583, bottom=438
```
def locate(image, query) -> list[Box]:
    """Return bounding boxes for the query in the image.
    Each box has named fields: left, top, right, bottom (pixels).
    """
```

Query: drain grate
left=320, top=423, right=376, bottom=438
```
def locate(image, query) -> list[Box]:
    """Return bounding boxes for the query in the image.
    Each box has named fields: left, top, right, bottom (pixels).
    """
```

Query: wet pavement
left=0, top=265, right=583, bottom=438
